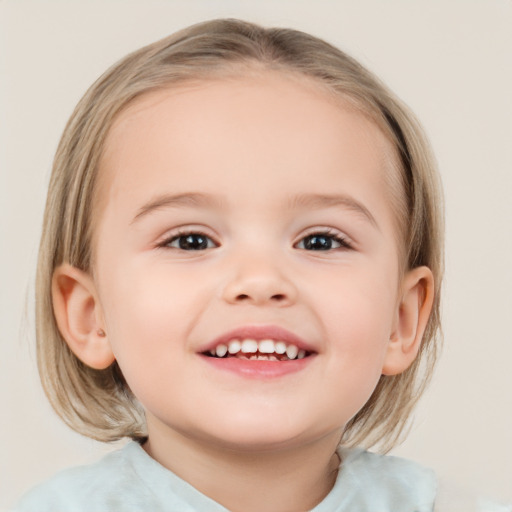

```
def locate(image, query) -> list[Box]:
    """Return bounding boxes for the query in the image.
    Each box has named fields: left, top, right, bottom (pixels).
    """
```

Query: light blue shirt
left=14, top=442, right=510, bottom=511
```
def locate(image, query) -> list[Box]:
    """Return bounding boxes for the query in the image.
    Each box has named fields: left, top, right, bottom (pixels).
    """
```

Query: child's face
left=89, top=71, right=419, bottom=450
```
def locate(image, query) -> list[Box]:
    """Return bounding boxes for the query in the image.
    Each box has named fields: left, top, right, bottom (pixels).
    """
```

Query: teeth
left=228, top=340, right=241, bottom=354
left=286, top=344, right=299, bottom=359
left=258, top=339, right=275, bottom=353
left=215, top=344, right=228, bottom=357
left=241, top=339, right=259, bottom=353
left=208, top=338, right=308, bottom=360
left=256, top=355, right=279, bottom=361
left=274, top=341, right=287, bottom=354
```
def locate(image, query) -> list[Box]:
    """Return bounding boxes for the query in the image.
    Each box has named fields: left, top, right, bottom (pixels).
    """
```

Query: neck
left=143, top=424, right=342, bottom=512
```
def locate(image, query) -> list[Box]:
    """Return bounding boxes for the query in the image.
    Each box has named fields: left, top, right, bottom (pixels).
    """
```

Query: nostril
left=234, top=293, right=287, bottom=303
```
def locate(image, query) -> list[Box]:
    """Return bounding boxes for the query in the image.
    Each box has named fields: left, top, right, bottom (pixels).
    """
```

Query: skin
left=53, top=71, right=434, bottom=512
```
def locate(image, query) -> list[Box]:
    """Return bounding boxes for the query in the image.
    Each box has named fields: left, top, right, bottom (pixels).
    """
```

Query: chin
left=210, top=431, right=308, bottom=453
left=191, top=415, right=325, bottom=454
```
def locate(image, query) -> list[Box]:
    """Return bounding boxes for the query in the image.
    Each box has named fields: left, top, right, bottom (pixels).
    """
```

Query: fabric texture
left=13, top=442, right=510, bottom=512
left=434, top=478, right=511, bottom=512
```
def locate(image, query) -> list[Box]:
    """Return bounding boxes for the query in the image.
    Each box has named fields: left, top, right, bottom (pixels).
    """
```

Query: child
left=14, top=18, right=509, bottom=512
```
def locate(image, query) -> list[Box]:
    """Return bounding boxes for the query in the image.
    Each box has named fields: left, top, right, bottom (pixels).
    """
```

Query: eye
left=162, top=231, right=217, bottom=251
left=296, top=231, right=351, bottom=251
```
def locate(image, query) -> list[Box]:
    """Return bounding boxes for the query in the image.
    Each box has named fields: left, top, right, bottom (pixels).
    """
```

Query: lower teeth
left=213, top=353, right=290, bottom=361
left=245, top=354, right=286, bottom=361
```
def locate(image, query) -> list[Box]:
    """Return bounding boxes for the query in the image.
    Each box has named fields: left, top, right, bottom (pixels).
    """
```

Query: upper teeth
left=209, top=339, right=306, bottom=360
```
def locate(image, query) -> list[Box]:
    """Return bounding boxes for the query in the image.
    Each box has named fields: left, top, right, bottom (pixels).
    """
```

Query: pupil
left=179, top=234, right=208, bottom=250
left=305, top=235, right=331, bottom=250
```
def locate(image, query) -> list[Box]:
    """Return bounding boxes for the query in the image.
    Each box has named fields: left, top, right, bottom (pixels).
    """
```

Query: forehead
left=102, top=72, right=395, bottom=181
left=96, top=71, right=400, bottom=233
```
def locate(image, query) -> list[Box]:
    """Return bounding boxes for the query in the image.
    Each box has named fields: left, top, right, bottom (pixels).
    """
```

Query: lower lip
left=199, top=354, right=314, bottom=379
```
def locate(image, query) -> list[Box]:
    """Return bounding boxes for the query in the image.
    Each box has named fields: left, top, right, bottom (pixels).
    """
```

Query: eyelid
left=294, top=227, right=354, bottom=250
left=156, top=225, right=220, bottom=249
left=153, top=225, right=354, bottom=251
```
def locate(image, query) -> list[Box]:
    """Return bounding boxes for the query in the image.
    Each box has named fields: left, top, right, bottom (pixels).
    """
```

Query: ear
left=52, top=263, right=115, bottom=370
left=382, top=266, right=435, bottom=376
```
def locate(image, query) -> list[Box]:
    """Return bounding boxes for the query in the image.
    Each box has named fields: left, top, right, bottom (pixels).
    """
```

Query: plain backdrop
left=1, top=0, right=511, bottom=510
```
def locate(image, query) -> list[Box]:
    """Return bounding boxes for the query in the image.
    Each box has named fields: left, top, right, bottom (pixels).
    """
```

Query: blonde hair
left=36, top=18, right=443, bottom=450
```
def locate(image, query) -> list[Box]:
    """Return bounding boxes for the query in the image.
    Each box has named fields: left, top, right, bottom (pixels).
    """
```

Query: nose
left=221, top=252, right=298, bottom=307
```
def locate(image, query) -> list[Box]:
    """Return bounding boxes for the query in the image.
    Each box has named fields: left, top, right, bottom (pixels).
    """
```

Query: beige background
left=1, top=0, right=511, bottom=509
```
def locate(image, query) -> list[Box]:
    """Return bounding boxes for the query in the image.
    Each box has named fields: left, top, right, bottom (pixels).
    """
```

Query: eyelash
left=158, top=228, right=352, bottom=252
left=158, top=229, right=218, bottom=251
left=295, top=229, right=352, bottom=251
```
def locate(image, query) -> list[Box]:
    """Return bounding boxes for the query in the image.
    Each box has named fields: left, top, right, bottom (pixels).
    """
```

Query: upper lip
left=199, top=325, right=316, bottom=353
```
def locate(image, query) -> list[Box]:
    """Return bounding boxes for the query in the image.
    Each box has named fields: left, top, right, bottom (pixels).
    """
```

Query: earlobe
left=52, top=263, right=115, bottom=370
left=382, top=266, right=435, bottom=376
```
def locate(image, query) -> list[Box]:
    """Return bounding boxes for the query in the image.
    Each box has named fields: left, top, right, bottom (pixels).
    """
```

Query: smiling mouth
left=203, top=339, right=311, bottom=361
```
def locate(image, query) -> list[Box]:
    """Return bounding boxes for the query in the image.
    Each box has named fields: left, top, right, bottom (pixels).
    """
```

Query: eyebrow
left=131, top=192, right=222, bottom=223
left=288, top=193, right=378, bottom=229
left=131, top=191, right=378, bottom=229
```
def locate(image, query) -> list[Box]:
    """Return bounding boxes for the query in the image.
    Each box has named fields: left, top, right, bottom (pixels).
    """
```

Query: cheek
left=97, top=262, right=200, bottom=374
left=316, top=259, right=398, bottom=338
left=100, top=281, right=194, bottom=411
left=317, top=267, right=398, bottom=392
left=101, top=255, right=201, bottom=324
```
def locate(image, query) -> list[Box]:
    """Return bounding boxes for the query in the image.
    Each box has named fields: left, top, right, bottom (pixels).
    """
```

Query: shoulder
left=335, top=447, right=437, bottom=511
left=13, top=443, right=159, bottom=512
left=13, top=442, right=229, bottom=512
left=435, top=477, right=512, bottom=512
left=328, top=448, right=511, bottom=512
